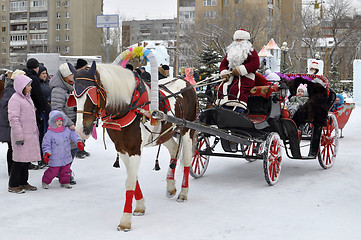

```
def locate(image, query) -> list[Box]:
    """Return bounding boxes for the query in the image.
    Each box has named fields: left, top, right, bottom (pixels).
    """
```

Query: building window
left=31, top=0, right=45, bottom=7
left=2, top=27, right=5, bottom=32
left=2, top=16, right=5, bottom=22
left=1, top=5, right=5, bottom=11
left=56, top=24, right=60, bottom=30
left=2, top=48, right=6, bottom=54
left=65, top=46, right=70, bottom=53
left=65, top=12, right=70, bottom=18
left=65, top=23, right=69, bottom=30
left=56, top=1, right=61, bottom=7
left=1, top=37, right=5, bottom=43
left=203, top=11, right=216, bottom=19
left=56, top=46, right=60, bottom=52
left=56, top=35, right=60, bottom=42
left=65, top=35, right=70, bottom=41
left=224, top=0, right=229, bottom=5
left=10, top=1, right=27, bottom=12
left=65, top=1, right=69, bottom=7
left=235, top=0, right=241, bottom=3
left=203, top=0, right=216, bottom=6
left=56, top=12, right=60, bottom=18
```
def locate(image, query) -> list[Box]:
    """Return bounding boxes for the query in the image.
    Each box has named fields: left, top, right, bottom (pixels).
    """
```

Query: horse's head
left=68, top=61, right=105, bottom=139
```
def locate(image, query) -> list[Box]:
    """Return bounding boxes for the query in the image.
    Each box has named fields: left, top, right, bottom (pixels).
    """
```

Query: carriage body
left=191, top=73, right=340, bottom=185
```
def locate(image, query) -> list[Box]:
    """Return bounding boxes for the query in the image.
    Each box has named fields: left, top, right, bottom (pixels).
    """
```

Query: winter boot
left=20, top=183, right=37, bottom=191
left=8, top=187, right=26, bottom=194
left=61, top=183, right=72, bottom=189
left=42, top=182, right=49, bottom=189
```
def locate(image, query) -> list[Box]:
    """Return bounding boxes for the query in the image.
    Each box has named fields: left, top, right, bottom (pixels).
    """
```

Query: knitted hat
left=266, top=72, right=280, bottom=81
left=297, top=83, right=308, bottom=96
left=161, top=65, right=169, bottom=70
left=140, top=67, right=146, bottom=70
left=233, top=29, right=250, bottom=41
left=38, top=65, right=47, bottom=75
left=26, top=58, right=39, bottom=69
left=10, top=69, right=26, bottom=80
left=75, top=58, right=88, bottom=70
left=59, top=62, right=73, bottom=78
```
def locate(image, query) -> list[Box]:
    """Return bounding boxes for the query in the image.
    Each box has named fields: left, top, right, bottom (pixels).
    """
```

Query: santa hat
left=233, top=29, right=250, bottom=41
left=59, top=62, right=73, bottom=78
left=310, top=61, right=319, bottom=69
left=297, top=83, right=308, bottom=96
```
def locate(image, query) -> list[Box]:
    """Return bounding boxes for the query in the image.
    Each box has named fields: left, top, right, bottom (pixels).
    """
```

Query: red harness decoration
left=101, top=77, right=170, bottom=131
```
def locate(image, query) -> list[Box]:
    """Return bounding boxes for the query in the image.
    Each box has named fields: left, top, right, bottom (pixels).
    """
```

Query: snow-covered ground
left=1, top=106, right=360, bottom=240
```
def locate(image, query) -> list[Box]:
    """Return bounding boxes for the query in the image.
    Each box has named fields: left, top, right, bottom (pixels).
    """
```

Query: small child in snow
left=41, top=110, right=84, bottom=189
left=287, top=83, right=309, bottom=118
left=332, top=93, right=344, bottom=112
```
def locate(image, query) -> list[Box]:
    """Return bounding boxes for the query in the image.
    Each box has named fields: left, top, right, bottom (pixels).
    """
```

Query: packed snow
left=0, top=106, right=360, bottom=240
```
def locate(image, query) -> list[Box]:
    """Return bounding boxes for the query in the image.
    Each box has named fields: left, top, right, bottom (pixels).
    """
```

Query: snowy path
left=0, top=107, right=360, bottom=240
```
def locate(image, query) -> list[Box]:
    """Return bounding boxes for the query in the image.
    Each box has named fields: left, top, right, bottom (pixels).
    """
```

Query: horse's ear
left=88, top=61, right=97, bottom=78
left=67, top=62, right=77, bottom=75
left=67, top=94, right=77, bottom=107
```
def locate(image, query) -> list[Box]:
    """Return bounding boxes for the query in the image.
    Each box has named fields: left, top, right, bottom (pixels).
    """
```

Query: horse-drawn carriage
left=69, top=59, right=341, bottom=230
left=189, top=73, right=340, bottom=185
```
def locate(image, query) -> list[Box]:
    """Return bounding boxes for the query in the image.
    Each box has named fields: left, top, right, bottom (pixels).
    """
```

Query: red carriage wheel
left=190, top=133, right=210, bottom=178
left=318, top=113, right=339, bottom=169
left=263, top=132, right=283, bottom=186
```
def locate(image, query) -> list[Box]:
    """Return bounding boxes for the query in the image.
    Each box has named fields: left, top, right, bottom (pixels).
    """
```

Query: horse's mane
left=96, top=63, right=136, bottom=110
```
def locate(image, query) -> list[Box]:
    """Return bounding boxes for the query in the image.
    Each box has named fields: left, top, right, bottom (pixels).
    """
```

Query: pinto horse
left=69, top=62, right=197, bottom=231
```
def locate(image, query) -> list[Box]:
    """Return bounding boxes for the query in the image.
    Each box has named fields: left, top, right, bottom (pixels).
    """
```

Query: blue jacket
left=42, top=110, right=82, bottom=167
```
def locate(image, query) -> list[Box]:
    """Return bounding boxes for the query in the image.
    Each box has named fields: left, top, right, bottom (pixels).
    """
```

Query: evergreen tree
left=329, top=63, right=342, bottom=93
left=198, top=46, right=222, bottom=79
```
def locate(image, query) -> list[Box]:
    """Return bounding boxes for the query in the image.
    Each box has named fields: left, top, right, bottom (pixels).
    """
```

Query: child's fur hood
left=48, top=110, right=68, bottom=128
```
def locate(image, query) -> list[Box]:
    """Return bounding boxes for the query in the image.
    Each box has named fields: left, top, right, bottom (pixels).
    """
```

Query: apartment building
left=0, top=0, right=103, bottom=69
left=122, top=19, right=177, bottom=48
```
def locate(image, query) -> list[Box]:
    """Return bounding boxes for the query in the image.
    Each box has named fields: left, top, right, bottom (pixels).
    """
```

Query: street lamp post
left=280, top=42, right=289, bottom=73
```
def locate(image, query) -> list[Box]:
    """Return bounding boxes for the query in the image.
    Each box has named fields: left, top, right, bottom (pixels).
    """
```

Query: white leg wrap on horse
left=166, top=179, right=176, bottom=198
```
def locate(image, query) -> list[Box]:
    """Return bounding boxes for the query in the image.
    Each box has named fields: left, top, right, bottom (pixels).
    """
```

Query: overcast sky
left=103, top=0, right=360, bottom=21
left=103, top=0, right=177, bottom=20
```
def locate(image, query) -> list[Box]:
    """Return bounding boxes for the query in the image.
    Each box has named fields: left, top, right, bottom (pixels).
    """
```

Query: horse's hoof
left=176, top=195, right=187, bottom=202
left=133, top=210, right=145, bottom=216
left=117, top=224, right=131, bottom=232
left=167, top=189, right=176, bottom=198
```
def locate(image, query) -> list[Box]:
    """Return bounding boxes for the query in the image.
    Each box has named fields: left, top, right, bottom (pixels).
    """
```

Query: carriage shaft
left=152, top=110, right=251, bottom=145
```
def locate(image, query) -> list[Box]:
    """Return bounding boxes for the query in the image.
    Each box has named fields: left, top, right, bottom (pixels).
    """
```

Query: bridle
left=74, top=75, right=107, bottom=120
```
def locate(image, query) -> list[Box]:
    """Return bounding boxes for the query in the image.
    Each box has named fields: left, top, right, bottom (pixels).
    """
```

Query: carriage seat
left=246, top=73, right=279, bottom=123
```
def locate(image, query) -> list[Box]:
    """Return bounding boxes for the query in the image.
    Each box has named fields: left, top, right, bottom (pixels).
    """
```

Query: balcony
left=10, top=40, right=27, bottom=47
left=30, top=39, right=47, bottom=45
left=10, top=19, right=27, bottom=24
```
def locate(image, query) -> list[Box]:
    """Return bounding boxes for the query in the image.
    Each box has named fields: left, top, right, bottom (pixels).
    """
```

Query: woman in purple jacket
left=41, top=110, right=84, bottom=189
left=8, top=74, right=41, bottom=193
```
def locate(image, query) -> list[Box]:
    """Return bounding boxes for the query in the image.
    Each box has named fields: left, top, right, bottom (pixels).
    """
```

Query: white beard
left=226, top=40, right=253, bottom=69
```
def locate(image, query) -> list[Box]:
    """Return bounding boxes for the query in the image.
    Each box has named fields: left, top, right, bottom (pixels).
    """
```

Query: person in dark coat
left=23, top=58, right=51, bottom=169
left=0, top=70, right=25, bottom=175
left=158, top=64, right=170, bottom=79
left=140, top=67, right=151, bottom=82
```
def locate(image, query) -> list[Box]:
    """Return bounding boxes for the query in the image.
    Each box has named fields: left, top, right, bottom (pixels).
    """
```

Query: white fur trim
left=220, top=69, right=229, bottom=76
left=245, top=73, right=255, bottom=80
left=238, top=65, right=248, bottom=76
left=216, top=99, right=247, bottom=109
left=233, top=29, right=250, bottom=40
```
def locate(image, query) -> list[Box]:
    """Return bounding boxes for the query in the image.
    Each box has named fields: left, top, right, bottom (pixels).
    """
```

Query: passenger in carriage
left=332, top=93, right=344, bottom=112
left=287, top=83, right=309, bottom=117
left=158, top=64, right=170, bottom=79
left=217, top=28, right=260, bottom=113
left=308, top=61, right=321, bottom=76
